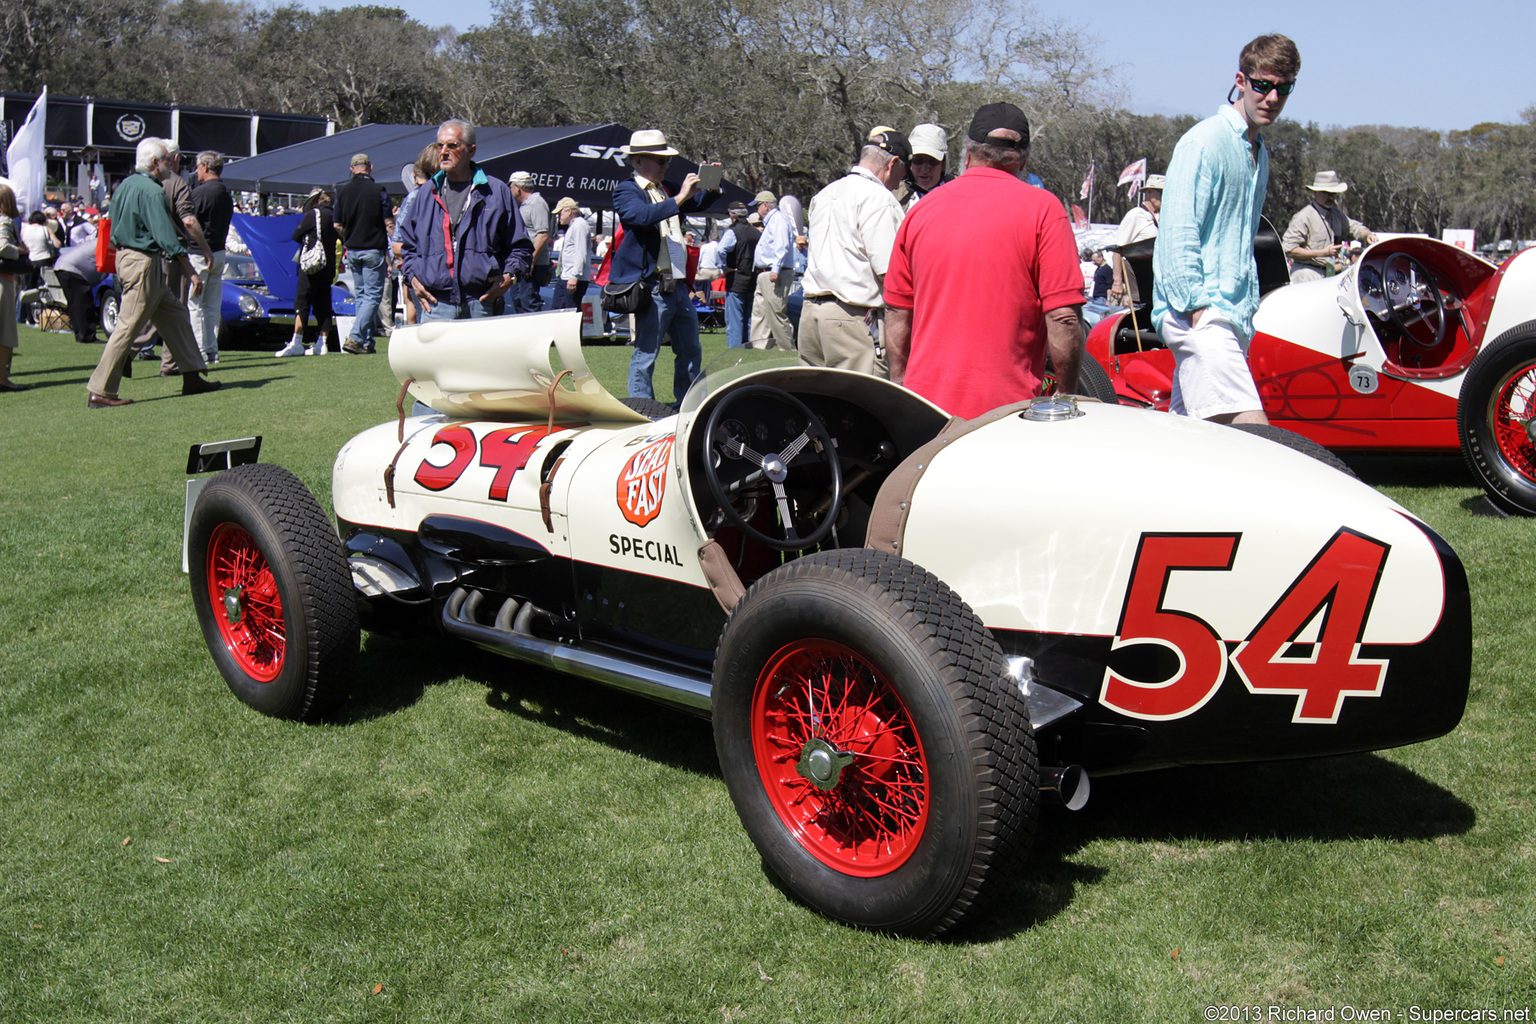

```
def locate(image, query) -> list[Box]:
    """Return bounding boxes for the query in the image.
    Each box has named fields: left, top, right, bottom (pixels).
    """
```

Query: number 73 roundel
left=1099, top=529, right=1391, bottom=725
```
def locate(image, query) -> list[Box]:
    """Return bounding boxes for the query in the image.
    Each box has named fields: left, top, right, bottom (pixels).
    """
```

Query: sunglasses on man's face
left=1245, top=74, right=1296, bottom=97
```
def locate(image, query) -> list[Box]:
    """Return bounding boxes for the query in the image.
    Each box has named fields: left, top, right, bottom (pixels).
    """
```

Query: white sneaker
left=275, top=337, right=306, bottom=358
left=308, top=340, right=325, bottom=356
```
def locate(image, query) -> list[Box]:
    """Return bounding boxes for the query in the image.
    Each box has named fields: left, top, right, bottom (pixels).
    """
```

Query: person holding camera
left=609, top=128, right=720, bottom=403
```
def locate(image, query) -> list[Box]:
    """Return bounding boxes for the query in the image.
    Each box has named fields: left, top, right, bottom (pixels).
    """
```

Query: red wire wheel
left=188, top=464, right=358, bottom=720
left=713, top=549, right=1038, bottom=936
left=205, top=522, right=286, bottom=682
left=1489, top=362, right=1536, bottom=483
left=751, top=640, right=929, bottom=876
left=1460, top=327, right=1536, bottom=516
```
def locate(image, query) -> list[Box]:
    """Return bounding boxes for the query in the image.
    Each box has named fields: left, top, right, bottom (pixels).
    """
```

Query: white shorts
left=1160, top=309, right=1262, bottom=420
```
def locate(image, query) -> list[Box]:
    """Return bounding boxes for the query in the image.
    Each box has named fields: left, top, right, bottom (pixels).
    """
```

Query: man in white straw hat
left=1108, top=173, right=1162, bottom=305
left=609, top=127, right=722, bottom=402
left=1282, top=170, right=1378, bottom=283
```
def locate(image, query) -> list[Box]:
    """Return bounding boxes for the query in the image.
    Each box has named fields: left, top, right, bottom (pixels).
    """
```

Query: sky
left=385, top=0, right=1532, bottom=134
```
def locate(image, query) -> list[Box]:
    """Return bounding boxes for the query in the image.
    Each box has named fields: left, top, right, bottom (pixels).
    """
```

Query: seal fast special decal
left=617, top=435, right=674, bottom=527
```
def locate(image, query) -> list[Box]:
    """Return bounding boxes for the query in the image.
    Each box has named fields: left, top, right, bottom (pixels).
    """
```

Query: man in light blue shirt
left=750, top=191, right=797, bottom=350
left=1152, top=33, right=1300, bottom=424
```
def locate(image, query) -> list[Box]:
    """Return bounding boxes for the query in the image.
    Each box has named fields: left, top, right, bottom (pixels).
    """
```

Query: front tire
left=1459, top=325, right=1536, bottom=515
left=712, top=549, right=1038, bottom=936
left=189, top=464, right=359, bottom=720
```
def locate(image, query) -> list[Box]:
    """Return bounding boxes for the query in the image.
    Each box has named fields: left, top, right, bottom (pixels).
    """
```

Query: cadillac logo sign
left=115, top=114, right=146, bottom=143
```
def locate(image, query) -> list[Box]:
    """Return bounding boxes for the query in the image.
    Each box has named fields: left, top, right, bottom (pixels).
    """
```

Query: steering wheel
left=702, top=384, right=843, bottom=551
left=1382, top=252, right=1446, bottom=349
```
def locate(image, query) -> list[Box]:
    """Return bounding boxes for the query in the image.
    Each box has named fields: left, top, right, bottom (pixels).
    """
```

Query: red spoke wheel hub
left=206, top=523, right=286, bottom=682
left=1490, top=362, right=1536, bottom=483
left=751, top=640, right=928, bottom=877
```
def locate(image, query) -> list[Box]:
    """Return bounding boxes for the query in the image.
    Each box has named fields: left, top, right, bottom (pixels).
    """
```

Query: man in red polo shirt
left=884, top=102, right=1084, bottom=419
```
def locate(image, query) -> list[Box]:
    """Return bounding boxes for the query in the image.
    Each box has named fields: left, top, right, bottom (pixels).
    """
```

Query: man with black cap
left=798, top=127, right=909, bottom=375
left=884, top=103, right=1083, bottom=419
left=714, top=201, right=760, bottom=349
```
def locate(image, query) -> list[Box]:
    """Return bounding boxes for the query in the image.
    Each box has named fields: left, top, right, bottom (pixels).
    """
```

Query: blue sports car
left=99, top=213, right=356, bottom=348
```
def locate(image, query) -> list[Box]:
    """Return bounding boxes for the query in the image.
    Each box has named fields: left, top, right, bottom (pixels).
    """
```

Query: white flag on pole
left=6, top=88, right=47, bottom=215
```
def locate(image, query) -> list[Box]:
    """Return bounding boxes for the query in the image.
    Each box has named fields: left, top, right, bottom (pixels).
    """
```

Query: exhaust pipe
left=1040, top=765, right=1090, bottom=811
left=440, top=587, right=714, bottom=714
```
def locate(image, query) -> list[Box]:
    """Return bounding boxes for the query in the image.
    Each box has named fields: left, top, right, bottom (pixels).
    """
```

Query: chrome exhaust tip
left=1040, top=764, right=1090, bottom=811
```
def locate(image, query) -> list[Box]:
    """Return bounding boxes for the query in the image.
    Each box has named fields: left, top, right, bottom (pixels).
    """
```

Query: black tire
left=712, top=549, right=1038, bottom=937
left=619, top=395, right=676, bottom=420
left=1231, top=423, right=1358, bottom=478
left=189, top=464, right=359, bottom=720
left=1458, top=325, right=1536, bottom=516
left=1075, top=351, right=1119, bottom=404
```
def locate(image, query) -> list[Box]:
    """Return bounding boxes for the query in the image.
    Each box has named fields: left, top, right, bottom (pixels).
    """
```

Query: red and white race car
left=187, top=310, right=1471, bottom=936
left=1089, top=230, right=1536, bottom=514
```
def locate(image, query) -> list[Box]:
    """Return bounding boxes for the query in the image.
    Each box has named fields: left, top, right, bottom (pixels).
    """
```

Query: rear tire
left=712, top=549, right=1038, bottom=936
left=1458, top=326, right=1536, bottom=515
left=1075, top=351, right=1119, bottom=404
left=189, top=464, right=359, bottom=720
left=1231, top=423, right=1357, bottom=478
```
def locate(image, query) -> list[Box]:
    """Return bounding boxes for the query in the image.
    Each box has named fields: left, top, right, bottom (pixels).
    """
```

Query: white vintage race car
left=187, top=310, right=1471, bottom=937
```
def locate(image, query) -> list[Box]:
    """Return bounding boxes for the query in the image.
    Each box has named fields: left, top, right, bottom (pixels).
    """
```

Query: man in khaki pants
left=798, top=127, right=908, bottom=376
left=86, top=137, right=220, bottom=408
left=748, top=190, right=797, bottom=351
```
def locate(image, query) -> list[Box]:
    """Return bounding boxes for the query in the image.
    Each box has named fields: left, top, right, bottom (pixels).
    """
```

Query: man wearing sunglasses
left=1152, top=33, right=1300, bottom=426
left=397, top=119, right=532, bottom=323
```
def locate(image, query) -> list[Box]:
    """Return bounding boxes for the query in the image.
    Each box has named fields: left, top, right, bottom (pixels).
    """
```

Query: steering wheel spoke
left=1383, top=252, right=1447, bottom=349
left=702, top=385, right=844, bottom=552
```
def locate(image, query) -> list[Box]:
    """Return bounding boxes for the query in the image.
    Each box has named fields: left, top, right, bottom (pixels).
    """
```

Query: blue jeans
left=628, top=281, right=702, bottom=403
left=420, top=294, right=503, bottom=321
left=513, top=264, right=554, bottom=313
left=347, top=248, right=387, bottom=343
left=551, top=279, right=588, bottom=311
left=724, top=289, right=754, bottom=349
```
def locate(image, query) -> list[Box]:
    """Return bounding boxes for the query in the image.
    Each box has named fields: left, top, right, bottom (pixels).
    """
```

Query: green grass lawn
left=1, top=323, right=1532, bottom=1022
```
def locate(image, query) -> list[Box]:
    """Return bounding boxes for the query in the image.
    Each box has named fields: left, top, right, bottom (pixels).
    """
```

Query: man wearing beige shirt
left=798, top=128, right=909, bottom=376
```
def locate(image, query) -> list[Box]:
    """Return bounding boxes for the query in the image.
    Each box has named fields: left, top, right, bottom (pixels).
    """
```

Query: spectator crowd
left=3, top=35, right=1357, bottom=426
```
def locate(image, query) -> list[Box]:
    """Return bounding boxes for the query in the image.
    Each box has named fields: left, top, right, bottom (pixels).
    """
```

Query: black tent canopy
left=222, top=122, right=751, bottom=213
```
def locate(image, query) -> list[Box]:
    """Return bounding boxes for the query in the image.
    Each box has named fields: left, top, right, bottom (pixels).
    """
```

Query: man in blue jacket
left=399, top=119, right=532, bottom=321
left=609, top=128, right=720, bottom=402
